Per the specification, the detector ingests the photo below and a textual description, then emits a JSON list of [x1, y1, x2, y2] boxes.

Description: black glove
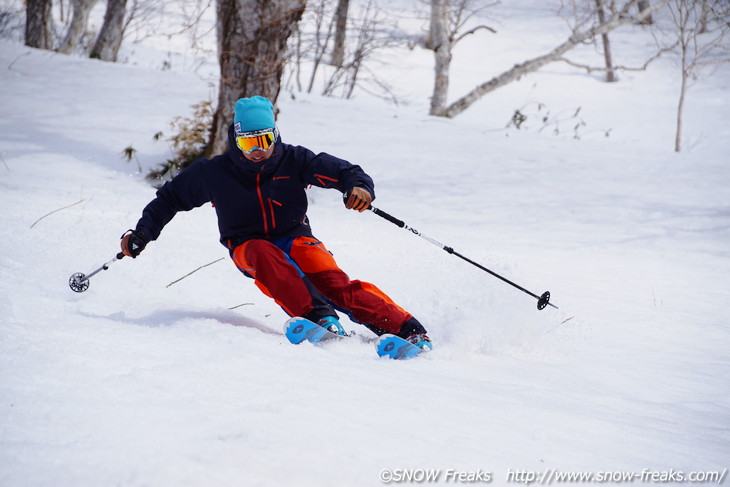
[[120, 229, 148, 258]]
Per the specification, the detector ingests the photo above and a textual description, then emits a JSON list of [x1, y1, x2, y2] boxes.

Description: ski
[[284, 318, 429, 359], [375, 334, 428, 360], [283, 317, 346, 345]]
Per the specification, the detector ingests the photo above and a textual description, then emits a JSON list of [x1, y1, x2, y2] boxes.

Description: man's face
[[235, 128, 276, 163], [242, 144, 274, 163]]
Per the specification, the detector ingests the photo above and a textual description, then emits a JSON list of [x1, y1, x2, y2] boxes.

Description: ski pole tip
[[537, 291, 557, 310], [69, 272, 90, 293]]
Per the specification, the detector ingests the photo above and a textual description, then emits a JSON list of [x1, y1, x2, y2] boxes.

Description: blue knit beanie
[[234, 96, 275, 135]]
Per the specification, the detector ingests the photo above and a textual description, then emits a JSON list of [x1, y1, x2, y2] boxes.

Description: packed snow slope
[[1, 1, 729, 486]]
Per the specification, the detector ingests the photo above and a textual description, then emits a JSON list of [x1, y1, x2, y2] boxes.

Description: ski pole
[[69, 252, 125, 293], [369, 206, 558, 310]]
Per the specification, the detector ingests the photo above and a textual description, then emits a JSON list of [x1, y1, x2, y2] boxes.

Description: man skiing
[[121, 96, 432, 351]]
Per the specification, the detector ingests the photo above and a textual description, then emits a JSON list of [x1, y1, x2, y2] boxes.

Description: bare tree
[[122, 1, 167, 43], [25, 0, 53, 49], [91, 0, 128, 61], [171, 0, 216, 51], [338, 0, 382, 99], [305, 0, 336, 93], [288, 17, 305, 92], [320, 0, 402, 102], [429, 0, 450, 114], [663, 0, 730, 151], [559, 0, 671, 77], [331, 0, 349, 67], [57, 0, 98, 54], [209, 0, 306, 155], [433, 0, 668, 118], [427, 0, 497, 116], [595, 0, 617, 81]]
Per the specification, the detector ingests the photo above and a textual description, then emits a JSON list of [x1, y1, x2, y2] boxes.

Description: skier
[[120, 96, 432, 350]]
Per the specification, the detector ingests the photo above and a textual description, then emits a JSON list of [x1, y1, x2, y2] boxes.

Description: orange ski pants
[[232, 236, 411, 334]]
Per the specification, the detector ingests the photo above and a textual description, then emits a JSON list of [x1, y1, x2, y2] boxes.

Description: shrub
[[147, 100, 213, 183]]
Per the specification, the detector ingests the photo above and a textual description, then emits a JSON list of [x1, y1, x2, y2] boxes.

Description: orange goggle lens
[[236, 130, 276, 153]]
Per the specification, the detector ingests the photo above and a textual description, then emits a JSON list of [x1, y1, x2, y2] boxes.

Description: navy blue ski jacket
[[135, 125, 375, 250]]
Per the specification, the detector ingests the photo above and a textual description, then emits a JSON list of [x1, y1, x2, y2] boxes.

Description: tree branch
[[30, 199, 85, 229], [453, 24, 497, 44], [558, 43, 677, 73], [439, 0, 669, 118], [166, 258, 225, 287]]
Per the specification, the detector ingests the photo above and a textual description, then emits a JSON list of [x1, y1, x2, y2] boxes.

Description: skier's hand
[[120, 229, 148, 258], [345, 187, 372, 212]]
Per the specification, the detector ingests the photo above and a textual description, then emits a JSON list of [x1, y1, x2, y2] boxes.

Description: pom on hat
[[234, 96, 275, 135]]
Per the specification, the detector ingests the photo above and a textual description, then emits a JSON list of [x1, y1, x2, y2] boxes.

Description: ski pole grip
[[116, 252, 125, 260], [370, 206, 405, 228]]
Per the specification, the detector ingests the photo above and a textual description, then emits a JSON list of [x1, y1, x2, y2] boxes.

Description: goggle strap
[[235, 128, 277, 138]]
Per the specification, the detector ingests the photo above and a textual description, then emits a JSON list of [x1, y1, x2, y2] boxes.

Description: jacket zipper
[[256, 173, 270, 237], [268, 199, 282, 229]]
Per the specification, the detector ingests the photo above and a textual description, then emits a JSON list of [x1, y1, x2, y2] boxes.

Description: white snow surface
[[1, 1, 729, 486]]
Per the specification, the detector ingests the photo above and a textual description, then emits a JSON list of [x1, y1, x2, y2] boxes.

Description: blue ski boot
[[405, 333, 433, 351], [317, 316, 347, 336]]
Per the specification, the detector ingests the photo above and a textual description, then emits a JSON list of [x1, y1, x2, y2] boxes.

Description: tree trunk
[[58, 0, 98, 54], [90, 0, 127, 61], [25, 0, 54, 50], [330, 0, 349, 67], [426, 0, 444, 50], [674, 0, 691, 153], [637, 0, 653, 24], [209, 0, 306, 156], [429, 0, 451, 115], [675, 66, 686, 152], [438, 0, 667, 118], [595, 0, 617, 82]]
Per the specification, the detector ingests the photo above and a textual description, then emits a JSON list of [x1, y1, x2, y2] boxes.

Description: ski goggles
[[235, 128, 277, 153]]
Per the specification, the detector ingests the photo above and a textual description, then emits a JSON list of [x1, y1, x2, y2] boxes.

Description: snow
[[1, 1, 729, 486]]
